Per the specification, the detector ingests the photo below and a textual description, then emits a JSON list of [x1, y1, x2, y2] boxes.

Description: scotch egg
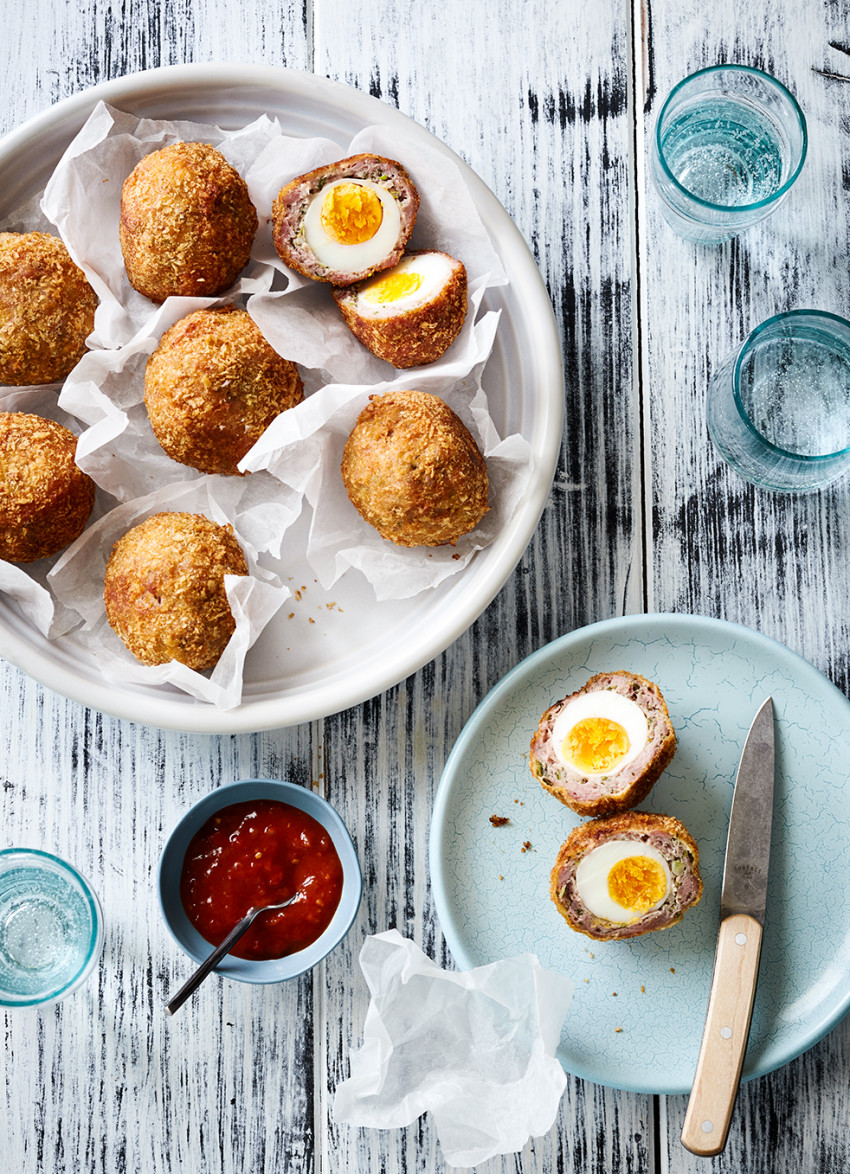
[[530, 670, 677, 816], [272, 153, 419, 285], [332, 250, 468, 367], [341, 389, 489, 547], [550, 811, 703, 941]]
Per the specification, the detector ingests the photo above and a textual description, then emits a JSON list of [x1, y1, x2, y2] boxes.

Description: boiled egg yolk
[[362, 270, 423, 304], [574, 839, 671, 923], [551, 689, 649, 777], [566, 717, 631, 774], [355, 251, 457, 316], [320, 183, 384, 244], [302, 179, 402, 272]]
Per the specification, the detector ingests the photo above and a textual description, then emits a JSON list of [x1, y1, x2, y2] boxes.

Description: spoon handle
[[165, 908, 258, 1015]]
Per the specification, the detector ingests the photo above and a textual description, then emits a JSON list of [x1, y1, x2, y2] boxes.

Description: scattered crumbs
[[583, 978, 589, 983], [452, 553, 460, 560], [670, 967, 676, 974], [520, 840, 532, 853], [301, 584, 307, 591], [287, 612, 295, 619], [589, 952, 594, 959], [308, 617, 315, 624], [294, 590, 302, 601], [498, 874, 504, 881], [640, 985, 645, 993], [612, 992, 617, 997], [489, 814, 510, 827], [325, 602, 337, 610], [230, 1097, 236, 1105], [226, 1022, 234, 1027], [614, 1027, 623, 1033]]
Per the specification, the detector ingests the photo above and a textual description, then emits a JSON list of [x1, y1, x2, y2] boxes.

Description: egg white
[[302, 179, 402, 271], [355, 252, 456, 316], [574, 839, 671, 923], [551, 690, 649, 776]]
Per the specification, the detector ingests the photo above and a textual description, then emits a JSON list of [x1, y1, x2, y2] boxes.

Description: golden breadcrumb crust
[[144, 306, 303, 475], [549, 810, 703, 941], [341, 389, 488, 547], [119, 142, 258, 303], [103, 511, 248, 670], [332, 252, 468, 368], [0, 412, 95, 562], [0, 232, 98, 386]]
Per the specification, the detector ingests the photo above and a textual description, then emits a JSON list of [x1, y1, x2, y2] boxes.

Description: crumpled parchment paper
[[333, 930, 572, 1167]]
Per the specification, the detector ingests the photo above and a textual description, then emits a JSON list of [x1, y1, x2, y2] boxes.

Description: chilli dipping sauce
[[180, 799, 344, 960]]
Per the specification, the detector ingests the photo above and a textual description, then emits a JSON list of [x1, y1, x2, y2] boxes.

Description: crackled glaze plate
[[430, 613, 850, 1094]]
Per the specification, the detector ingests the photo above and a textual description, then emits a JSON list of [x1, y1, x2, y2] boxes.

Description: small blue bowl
[[158, 778, 362, 984]]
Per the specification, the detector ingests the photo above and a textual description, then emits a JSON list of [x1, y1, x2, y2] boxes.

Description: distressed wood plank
[[635, 0, 850, 1171], [316, 2, 648, 1171]]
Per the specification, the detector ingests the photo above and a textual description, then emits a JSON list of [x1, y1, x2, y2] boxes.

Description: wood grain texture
[[635, 0, 850, 1171], [3, 0, 850, 1172]]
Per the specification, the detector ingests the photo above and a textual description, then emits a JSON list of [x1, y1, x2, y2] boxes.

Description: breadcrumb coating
[[119, 142, 258, 303], [0, 232, 98, 386], [333, 251, 467, 368], [0, 412, 95, 562], [341, 389, 489, 547], [144, 306, 303, 475], [103, 511, 248, 670]]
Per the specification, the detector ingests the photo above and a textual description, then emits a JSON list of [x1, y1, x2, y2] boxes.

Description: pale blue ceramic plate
[[430, 613, 850, 1094]]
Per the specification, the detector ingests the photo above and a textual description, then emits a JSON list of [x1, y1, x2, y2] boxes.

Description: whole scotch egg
[[530, 670, 677, 816], [271, 154, 419, 285], [119, 142, 258, 303], [550, 811, 703, 941], [332, 250, 467, 368], [341, 389, 488, 547], [0, 232, 98, 386]]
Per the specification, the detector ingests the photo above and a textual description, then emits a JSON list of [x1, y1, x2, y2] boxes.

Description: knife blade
[[681, 697, 775, 1157]]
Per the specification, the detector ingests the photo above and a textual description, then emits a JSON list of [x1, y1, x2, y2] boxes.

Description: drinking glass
[[651, 65, 807, 244], [706, 310, 850, 492], [0, 849, 104, 1007]]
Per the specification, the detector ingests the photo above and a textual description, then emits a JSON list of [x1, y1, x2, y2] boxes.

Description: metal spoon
[[165, 893, 297, 1015]]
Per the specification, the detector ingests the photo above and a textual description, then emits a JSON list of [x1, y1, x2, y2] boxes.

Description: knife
[[681, 696, 776, 1157]]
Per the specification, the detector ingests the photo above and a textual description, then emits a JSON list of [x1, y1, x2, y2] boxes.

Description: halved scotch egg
[[550, 811, 703, 941], [332, 250, 467, 368], [271, 154, 419, 285], [530, 670, 677, 816]]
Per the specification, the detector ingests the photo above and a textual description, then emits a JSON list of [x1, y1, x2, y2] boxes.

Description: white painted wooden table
[[3, 1, 850, 1171]]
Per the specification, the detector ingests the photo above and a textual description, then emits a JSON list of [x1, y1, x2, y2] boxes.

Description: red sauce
[[180, 799, 344, 961]]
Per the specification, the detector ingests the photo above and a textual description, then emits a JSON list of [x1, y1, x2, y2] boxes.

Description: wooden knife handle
[[681, 913, 763, 1157]]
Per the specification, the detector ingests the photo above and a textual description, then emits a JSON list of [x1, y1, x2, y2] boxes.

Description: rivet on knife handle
[[681, 912, 763, 1154]]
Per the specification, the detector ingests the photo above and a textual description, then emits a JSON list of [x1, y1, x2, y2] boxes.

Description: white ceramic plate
[[0, 64, 563, 733], [430, 613, 850, 1094]]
